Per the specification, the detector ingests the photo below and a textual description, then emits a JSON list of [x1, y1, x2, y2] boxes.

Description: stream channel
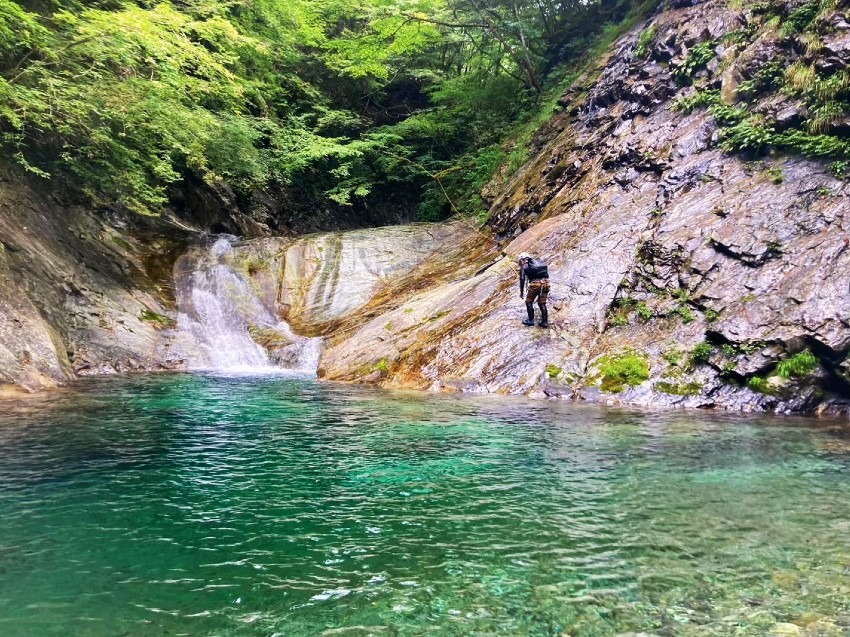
[[1, 373, 850, 636]]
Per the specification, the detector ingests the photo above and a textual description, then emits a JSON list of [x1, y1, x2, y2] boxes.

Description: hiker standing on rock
[[517, 252, 549, 328]]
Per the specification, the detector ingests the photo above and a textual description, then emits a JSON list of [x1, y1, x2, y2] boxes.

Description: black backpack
[[525, 259, 549, 280]]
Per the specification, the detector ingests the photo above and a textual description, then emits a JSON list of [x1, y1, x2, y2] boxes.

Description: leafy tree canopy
[[0, 0, 649, 222]]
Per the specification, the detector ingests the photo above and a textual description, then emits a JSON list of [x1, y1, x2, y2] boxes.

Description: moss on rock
[[597, 350, 650, 393]]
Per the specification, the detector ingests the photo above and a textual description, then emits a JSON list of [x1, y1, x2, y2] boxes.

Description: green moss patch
[[111, 236, 133, 251], [690, 342, 713, 365], [139, 309, 177, 329], [598, 350, 650, 393], [656, 381, 702, 396], [747, 376, 775, 395]]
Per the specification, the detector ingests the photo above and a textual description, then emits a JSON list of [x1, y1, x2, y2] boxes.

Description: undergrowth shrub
[[690, 342, 713, 365], [777, 350, 818, 378], [598, 350, 650, 392], [673, 40, 716, 82]]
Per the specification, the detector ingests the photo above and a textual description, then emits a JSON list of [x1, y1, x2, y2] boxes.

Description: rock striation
[[310, 0, 850, 416], [2, 0, 850, 418], [0, 167, 186, 393]]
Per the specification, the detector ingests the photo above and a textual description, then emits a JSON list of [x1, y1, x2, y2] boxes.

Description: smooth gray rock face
[[0, 168, 185, 393], [274, 223, 467, 329]]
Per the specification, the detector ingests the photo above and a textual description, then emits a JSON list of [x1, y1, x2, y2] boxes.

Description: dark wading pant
[[524, 279, 550, 325]]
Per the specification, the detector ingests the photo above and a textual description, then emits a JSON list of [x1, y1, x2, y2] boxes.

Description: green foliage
[[673, 40, 716, 81], [635, 23, 657, 58], [546, 364, 562, 379], [598, 350, 650, 393], [0, 0, 659, 219], [673, 89, 721, 113], [747, 376, 772, 394], [705, 309, 719, 322], [780, 1, 820, 35], [636, 301, 653, 320], [709, 102, 749, 126], [776, 350, 818, 379], [702, 89, 850, 161], [607, 295, 656, 327], [374, 358, 390, 375], [676, 5, 849, 169], [809, 101, 844, 134], [139, 309, 177, 329], [662, 349, 682, 366], [607, 310, 630, 327], [0, 0, 49, 67], [691, 342, 713, 365], [831, 160, 849, 179], [740, 341, 765, 355], [722, 25, 752, 45], [0, 2, 291, 212], [674, 304, 695, 324], [719, 118, 774, 154], [773, 130, 850, 158], [786, 62, 817, 93], [766, 165, 784, 184], [736, 62, 783, 100]]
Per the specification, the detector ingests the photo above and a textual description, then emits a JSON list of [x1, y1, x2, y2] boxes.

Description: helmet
[[517, 252, 532, 262]]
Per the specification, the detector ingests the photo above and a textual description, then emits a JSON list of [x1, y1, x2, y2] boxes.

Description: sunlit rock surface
[[199, 223, 463, 329], [309, 0, 850, 416], [275, 223, 468, 331], [163, 222, 473, 374], [3, 0, 850, 417]]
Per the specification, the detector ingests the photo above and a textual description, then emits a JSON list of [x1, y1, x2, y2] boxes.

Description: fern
[[673, 41, 717, 81], [720, 119, 774, 153], [776, 350, 818, 379]]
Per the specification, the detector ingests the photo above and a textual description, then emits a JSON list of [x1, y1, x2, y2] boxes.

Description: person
[[517, 252, 550, 328]]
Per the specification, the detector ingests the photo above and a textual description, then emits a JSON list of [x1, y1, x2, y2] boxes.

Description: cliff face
[[0, 168, 186, 394], [2, 0, 850, 417], [310, 0, 850, 415]]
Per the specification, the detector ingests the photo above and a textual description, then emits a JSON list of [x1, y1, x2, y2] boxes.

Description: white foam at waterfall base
[[174, 237, 322, 376], [265, 321, 324, 374]]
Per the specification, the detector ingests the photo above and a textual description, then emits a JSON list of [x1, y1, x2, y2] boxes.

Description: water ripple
[[1, 375, 850, 636]]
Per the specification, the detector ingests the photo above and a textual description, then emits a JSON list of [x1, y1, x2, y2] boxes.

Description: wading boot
[[522, 303, 535, 326], [537, 305, 549, 328]]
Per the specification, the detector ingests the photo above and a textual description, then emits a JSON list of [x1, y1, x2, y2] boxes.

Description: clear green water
[[1, 375, 850, 637]]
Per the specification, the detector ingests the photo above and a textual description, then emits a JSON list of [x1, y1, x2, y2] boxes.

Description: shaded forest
[[0, 0, 654, 229]]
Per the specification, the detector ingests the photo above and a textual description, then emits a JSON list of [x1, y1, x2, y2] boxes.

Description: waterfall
[[174, 236, 322, 375]]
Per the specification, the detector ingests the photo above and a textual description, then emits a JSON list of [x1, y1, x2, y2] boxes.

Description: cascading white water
[[174, 236, 322, 374]]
